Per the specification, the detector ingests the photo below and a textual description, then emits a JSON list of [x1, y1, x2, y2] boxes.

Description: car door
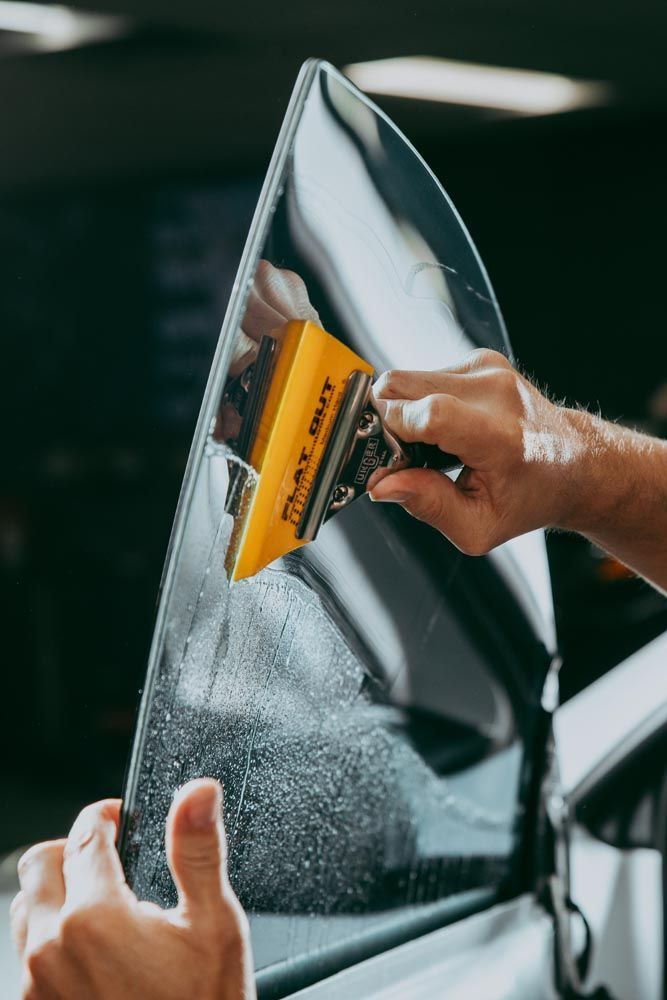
[[556, 630, 667, 1000], [119, 60, 562, 999]]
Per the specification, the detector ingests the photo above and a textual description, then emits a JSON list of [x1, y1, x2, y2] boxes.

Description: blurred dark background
[[2, 0, 666, 853]]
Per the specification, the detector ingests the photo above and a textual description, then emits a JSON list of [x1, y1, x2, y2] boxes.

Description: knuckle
[[63, 830, 97, 863], [65, 800, 118, 860], [375, 370, 402, 398], [74, 805, 106, 832], [470, 347, 509, 370], [266, 264, 303, 298], [493, 367, 520, 398], [18, 842, 58, 880], [254, 258, 273, 282], [422, 394, 448, 428], [280, 267, 305, 292]]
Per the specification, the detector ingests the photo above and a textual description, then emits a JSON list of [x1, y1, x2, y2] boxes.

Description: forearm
[[559, 409, 667, 593]]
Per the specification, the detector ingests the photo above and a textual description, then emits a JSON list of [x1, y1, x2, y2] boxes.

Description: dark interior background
[[2, 0, 666, 852]]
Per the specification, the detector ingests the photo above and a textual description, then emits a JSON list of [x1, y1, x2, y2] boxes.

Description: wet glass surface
[[120, 61, 555, 993]]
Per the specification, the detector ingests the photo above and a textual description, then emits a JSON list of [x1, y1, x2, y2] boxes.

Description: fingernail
[[369, 490, 414, 504], [186, 784, 221, 831]]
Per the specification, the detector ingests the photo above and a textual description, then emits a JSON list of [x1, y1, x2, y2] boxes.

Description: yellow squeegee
[[223, 320, 460, 582]]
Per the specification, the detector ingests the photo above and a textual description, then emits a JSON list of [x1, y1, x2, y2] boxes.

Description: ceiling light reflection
[[0, 1, 129, 51], [345, 56, 610, 116]]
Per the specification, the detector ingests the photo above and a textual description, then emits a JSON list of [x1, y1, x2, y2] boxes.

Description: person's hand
[[230, 259, 321, 375], [217, 260, 321, 441], [369, 348, 593, 555], [11, 779, 255, 1000]]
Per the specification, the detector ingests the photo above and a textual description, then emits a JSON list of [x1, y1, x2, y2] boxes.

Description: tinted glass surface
[[120, 61, 556, 994]]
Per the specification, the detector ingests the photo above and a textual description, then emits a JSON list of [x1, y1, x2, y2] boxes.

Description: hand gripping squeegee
[[223, 320, 461, 581]]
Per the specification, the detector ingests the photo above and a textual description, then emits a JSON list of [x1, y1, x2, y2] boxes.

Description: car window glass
[[120, 61, 555, 995]]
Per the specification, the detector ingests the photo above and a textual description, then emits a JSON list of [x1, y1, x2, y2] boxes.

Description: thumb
[[369, 467, 484, 555], [166, 778, 231, 919]]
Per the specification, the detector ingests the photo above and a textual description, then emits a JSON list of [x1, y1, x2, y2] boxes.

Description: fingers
[[166, 779, 232, 922], [229, 330, 259, 377], [253, 260, 320, 325], [373, 350, 511, 403], [242, 262, 320, 344], [241, 286, 288, 343], [374, 394, 491, 466], [62, 799, 126, 907], [374, 369, 464, 401], [369, 468, 492, 556], [18, 841, 66, 913], [17, 840, 66, 957]]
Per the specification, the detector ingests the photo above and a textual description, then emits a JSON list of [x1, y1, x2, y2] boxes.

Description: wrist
[[553, 407, 634, 536]]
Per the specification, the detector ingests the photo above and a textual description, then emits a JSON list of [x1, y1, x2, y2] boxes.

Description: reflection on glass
[[120, 61, 555, 991]]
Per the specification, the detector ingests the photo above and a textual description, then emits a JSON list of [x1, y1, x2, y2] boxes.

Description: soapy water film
[[122, 447, 519, 967]]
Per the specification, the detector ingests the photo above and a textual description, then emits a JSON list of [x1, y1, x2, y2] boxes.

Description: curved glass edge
[[118, 59, 322, 854], [320, 64, 511, 359]]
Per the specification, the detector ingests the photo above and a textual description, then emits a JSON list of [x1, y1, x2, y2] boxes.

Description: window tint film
[[120, 61, 556, 996]]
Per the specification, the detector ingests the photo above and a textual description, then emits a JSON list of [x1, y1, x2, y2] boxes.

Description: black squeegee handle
[[409, 441, 463, 475]]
